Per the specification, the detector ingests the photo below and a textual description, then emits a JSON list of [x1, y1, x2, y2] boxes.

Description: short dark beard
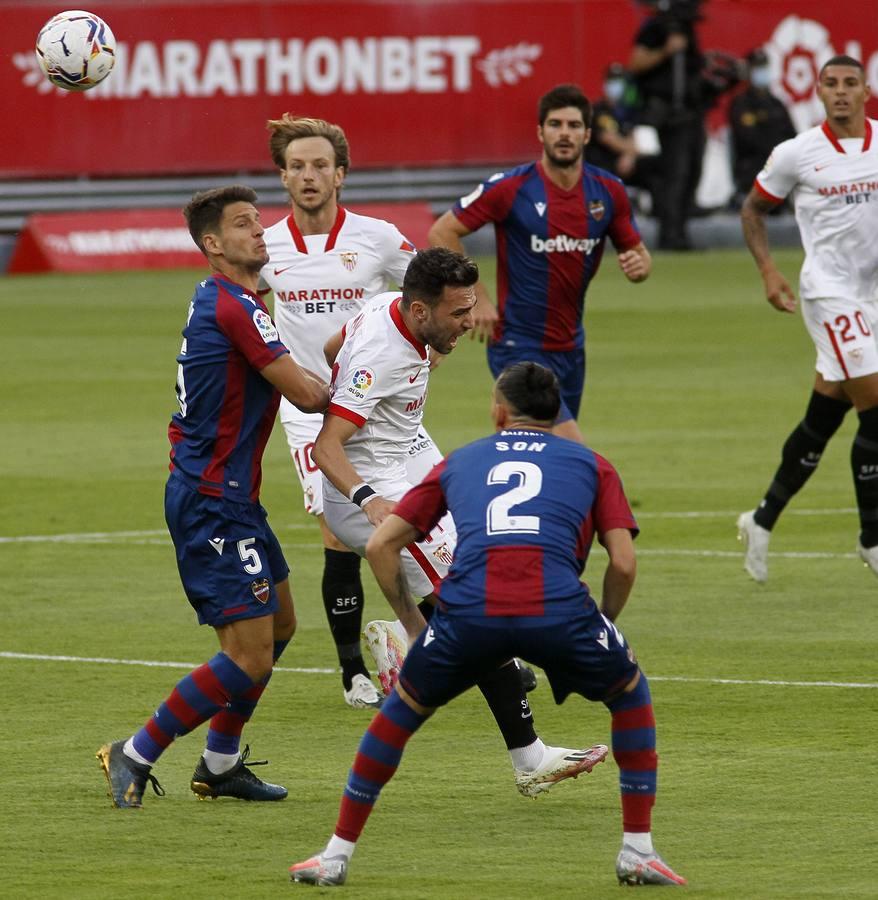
[[544, 147, 582, 168]]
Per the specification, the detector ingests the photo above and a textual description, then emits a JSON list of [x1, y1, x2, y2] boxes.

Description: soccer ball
[[35, 10, 116, 92]]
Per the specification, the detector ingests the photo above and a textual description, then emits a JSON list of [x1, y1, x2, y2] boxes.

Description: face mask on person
[[605, 79, 626, 103], [750, 66, 772, 89]]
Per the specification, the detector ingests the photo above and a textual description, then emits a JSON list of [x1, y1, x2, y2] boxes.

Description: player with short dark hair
[[399, 244, 479, 310], [737, 56, 878, 581], [290, 361, 686, 888], [537, 82, 593, 129], [97, 185, 329, 808], [429, 83, 651, 443]]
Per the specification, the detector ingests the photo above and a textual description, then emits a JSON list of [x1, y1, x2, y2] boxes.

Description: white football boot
[[342, 673, 383, 710], [616, 845, 687, 886], [514, 743, 608, 797], [857, 541, 878, 578], [290, 852, 348, 886], [363, 619, 408, 696], [737, 510, 770, 583]]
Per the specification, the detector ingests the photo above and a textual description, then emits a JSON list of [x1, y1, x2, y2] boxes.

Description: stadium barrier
[[8, 202, 435, 273]]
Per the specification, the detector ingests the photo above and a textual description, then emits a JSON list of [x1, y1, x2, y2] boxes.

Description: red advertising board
[[7, 202, 435, 273], [3, 1, 877, 177]]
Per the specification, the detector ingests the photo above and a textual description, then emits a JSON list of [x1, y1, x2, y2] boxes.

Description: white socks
[[509, 737, 546, 772], [122, 737, 151, 767], [325, 835, 357, 862], [122, 739, 241, 774], [202, 748, 240, 775], [623, 831, 654, 855]]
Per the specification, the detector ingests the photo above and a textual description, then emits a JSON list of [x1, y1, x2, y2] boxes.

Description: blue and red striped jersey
[[453, 161, 641, 352], [168, 274, 288, 502], [393, 430, 638, 619]]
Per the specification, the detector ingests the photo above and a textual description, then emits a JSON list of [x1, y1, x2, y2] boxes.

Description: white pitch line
[[0, 508, 855, 544], [7, 539, 329, 549], [0, 529, 170, 544], [1, 651, 874, 689], [0, 651, 335, 675], [638, 548, 858, 560], [636, 507, 855, 519], [0, 524, 312, 544], [0, 531, 858, 560], [650, 675, 877, 689]]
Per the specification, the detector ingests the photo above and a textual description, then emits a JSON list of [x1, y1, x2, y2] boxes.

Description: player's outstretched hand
[[762, 269, 797, 313], [364, 496, 397, 528], [470, 295, 498, 343]]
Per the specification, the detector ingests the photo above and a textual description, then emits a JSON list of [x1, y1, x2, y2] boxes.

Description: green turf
[[1, 251, 875, 898]]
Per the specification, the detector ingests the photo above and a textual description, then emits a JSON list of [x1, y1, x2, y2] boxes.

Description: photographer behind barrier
[[628, 0, 740, 250], [728, 48, 797, 210], [585, 63, 663, 215]]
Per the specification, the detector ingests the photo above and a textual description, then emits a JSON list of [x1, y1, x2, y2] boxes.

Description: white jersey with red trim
[[327, 293, 430, 485], [755, 119, 878, 302], [260, 205, 415, 391]]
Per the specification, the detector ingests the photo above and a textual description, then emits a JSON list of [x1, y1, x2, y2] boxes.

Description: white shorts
[[322, 475, 456, 599], [279, 401, 445, 516], [801, 296, 878, 382]]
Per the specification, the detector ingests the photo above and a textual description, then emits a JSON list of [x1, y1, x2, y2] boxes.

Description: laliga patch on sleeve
[[346, 367, 375, 400], [253, 309, 279, 344]]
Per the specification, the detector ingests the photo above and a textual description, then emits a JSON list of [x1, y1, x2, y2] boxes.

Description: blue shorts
[[164, 472, 289, 627], [398, 608, 638, 708], [487, 343, 585, 423]]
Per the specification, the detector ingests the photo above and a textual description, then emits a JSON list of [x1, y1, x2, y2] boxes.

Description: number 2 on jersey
[[486, 461, 543, 535]]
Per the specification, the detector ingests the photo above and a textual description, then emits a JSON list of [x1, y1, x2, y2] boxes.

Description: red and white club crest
[[251, 578, 271, 604], [340, 251, 358, 272], [431, 542, 454, 567]]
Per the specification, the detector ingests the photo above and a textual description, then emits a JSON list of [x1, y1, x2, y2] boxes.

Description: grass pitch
[[1, 250, 875, 898]]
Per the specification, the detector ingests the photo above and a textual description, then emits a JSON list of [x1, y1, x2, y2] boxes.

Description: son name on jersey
[[495, 431, 548, 452]]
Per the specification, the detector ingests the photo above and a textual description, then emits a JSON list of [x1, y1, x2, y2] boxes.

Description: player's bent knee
[[227, 648, 274, 683], [219, 622, 276, 681]]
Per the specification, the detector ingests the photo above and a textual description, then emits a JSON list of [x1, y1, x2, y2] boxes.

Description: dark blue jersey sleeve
[[215, 283, 288, 372]]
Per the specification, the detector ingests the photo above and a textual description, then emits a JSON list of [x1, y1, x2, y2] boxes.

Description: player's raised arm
[[260, 355, 329, 413], [598, 528, 637, 622], [428, 211, 497, 342], [740, 188, 796, 313], [365, 515, 428, 643]]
